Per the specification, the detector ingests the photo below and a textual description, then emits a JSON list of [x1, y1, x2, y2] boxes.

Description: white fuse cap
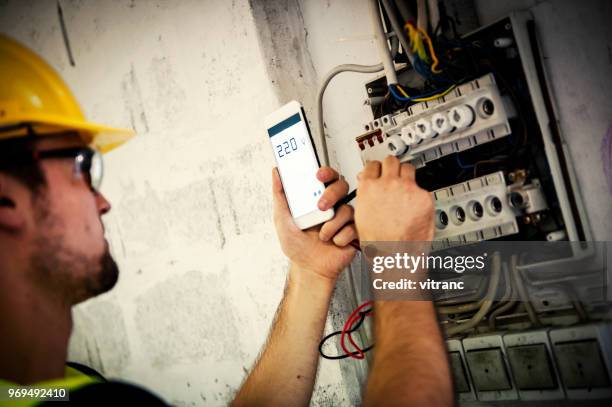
[[401, 124, 422, 146], [448, 105, 475, 130], [384, 134, 408, 157], [414, 118, 436, 140], [431, 112, 453, 136]]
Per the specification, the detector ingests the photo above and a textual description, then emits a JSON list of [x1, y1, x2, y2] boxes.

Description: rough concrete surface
[[0, 0, 355, 405]]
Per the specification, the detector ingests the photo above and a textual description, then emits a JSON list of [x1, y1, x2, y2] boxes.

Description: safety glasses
[[35, 147, 104, 191]]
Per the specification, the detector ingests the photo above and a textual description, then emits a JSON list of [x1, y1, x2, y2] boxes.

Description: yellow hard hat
[[0, 34, 134, 153]]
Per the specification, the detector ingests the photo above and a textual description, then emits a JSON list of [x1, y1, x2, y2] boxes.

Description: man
[[0, 34, 452, 405]]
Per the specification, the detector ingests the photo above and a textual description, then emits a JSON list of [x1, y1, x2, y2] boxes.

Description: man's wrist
[[288, 263, 337, 292]]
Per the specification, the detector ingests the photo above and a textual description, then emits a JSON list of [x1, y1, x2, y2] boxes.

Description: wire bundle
[[319, 301, 374, 360], [387, 20, 458, 104], [406, 22, 441, 73]]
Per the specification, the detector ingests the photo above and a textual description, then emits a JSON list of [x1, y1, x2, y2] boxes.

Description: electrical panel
[[343, 7, 610, 404], [358, 13, 590, 248], [338, 3, 612, 405]]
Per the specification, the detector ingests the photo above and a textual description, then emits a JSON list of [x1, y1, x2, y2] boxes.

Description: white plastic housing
[[449, 105, 475, 130], [384, 134, 408, 156], [431, 112, 454, 135], [414, 118, 436, 140], [401, 124, 421, 145]]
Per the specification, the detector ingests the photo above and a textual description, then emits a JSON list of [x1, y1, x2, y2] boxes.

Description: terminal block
[[356, 73, 512, 168], [432, 171, 519, 250]]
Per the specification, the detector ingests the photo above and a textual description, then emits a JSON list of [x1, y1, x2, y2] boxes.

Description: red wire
[[340, 301, 373, 360]]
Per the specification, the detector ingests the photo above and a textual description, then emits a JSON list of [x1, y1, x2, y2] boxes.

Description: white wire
[[316, 63, 384, 166], [416, 0, 428, 31], [368, 0, 398, 87], [445, 253, 502, 337], [316, 1, 404, 166], [427, 0, 440, 34], [380, 0, 416, 66]]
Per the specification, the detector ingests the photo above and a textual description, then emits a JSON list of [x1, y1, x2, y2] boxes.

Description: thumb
[[272, 167, 291, 220]]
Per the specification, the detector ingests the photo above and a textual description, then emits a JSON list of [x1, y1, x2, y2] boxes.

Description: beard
[[29, 207, 120, 304], [31, 238, 119, 304]]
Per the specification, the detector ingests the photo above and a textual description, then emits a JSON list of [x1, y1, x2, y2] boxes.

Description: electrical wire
[[341, 301, 374, 359], [319, 302, 374, 360], [455, 154, 475, 170], [319, 308, 374, 360], [445, 252, 501, 337], [488, 299, 517, 330], [416, 0, 427, 31], [439, 263, 510, 317], [438, 300, 482, 315], [436, 275, 489, 306], [397, 85, 410, 98], [426, 0, 440, 35], [488, 265, 518, 330], [418, 26, 441, 73], [389, 83, 456, 103], [316, 19, 400, 165], [380, 0, 417, 67], [369, 0, 399, 85], [316, 63, 384, 165], [511, 254, 542, 327]]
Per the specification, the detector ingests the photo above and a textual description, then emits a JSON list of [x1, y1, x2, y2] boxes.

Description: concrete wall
[[0, 0, 355, 405]]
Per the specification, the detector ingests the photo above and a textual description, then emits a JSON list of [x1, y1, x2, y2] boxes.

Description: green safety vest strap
[[0, 366, 101, 407]]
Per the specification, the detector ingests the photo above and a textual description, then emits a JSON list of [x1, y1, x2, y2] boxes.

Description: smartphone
[[265, 100, 334, 229]]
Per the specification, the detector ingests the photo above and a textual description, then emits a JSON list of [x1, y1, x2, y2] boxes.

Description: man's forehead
[[35, 133, 87, 150]]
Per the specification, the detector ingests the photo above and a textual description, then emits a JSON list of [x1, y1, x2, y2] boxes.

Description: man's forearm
[[364, 301, 454, 407], [232, 263, 335, 407]]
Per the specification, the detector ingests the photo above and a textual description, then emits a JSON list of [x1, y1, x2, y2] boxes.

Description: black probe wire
[[319, 308, 374, 360]]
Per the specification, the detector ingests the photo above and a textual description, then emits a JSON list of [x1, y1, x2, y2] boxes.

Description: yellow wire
[[405, 23, 428, 61], [418, 27, 442, 73], [412, 85, 456, 102], [396, 85, 410, 98]]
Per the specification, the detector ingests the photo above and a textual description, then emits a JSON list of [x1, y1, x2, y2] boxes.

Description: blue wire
[[412, 54, 453, 84], [455, 154, 474, 169], [388, 83, 453, 102], [389, 85, 411, 101]]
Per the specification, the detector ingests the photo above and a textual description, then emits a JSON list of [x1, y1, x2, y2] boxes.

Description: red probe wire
[[340, 301, 374, 359]]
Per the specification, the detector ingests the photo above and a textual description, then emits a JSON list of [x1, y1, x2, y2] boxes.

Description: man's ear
[[0, 175, 26, 232]]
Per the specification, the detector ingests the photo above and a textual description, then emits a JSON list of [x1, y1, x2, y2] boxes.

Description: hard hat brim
[[0, 113, 135, 154]]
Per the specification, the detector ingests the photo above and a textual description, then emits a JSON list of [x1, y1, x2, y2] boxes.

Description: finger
[[361, 160, 382, 179], [400, 162, 416, 181], [332, 224, 358, 247], [319, 204, 354, 241], [316, 166, 340, 183], [271, 168, 291, 221], [382, 155, 401, 178], [318, 177, 349, 211]]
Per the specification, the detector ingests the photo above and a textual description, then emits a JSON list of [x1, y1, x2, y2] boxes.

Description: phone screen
[[268, 112, 325, 218]]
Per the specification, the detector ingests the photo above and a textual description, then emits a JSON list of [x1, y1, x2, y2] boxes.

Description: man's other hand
[[272, 167, 357, 281], [355, 156, 434, 242]]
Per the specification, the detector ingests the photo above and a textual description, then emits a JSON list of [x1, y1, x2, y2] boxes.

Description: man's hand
[[353, 157, 453, 407], [233, 167, 358, 407], [355, 156, 434, 242], [272, 167, 357, 281]]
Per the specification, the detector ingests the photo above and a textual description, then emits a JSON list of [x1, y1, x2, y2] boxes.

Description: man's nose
[[95, 191, 112, 215]]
